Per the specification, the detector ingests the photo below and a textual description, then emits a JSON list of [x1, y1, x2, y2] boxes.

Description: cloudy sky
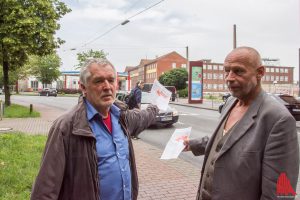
[[56, 0, 300, 80]]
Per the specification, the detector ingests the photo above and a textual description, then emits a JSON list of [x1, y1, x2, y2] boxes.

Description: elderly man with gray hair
[[31, 58, 159, 200]]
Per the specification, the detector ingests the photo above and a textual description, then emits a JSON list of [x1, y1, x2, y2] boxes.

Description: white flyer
[[160, 127, 192, 160], [150, 79, 171, 111]]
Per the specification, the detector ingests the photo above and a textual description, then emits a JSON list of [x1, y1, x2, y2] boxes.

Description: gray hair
[[80, 58, 116, 85]]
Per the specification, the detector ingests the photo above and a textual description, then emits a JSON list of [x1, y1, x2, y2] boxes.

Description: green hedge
[[178, 88, 188, 97]]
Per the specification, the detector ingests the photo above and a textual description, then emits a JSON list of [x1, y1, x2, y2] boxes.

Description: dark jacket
[[31, 99, 158, 200]]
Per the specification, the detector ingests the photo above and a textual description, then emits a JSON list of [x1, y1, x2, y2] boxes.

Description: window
[[280, 68, 284, 73], [181, 64, 187, 68], [203, 65, 207, 70], [276, 76, 279, 81], [203, 84, 207, 89], [207, 73, 212, 79], [218, 84, 223, 89], [285, 76, 288, 82], [219, 65, 224, 70], [224, 84, 228, 90], [284, 68, 288, 73], [213, 84, 218, 90], [275, 68, 279, 73], [207, 84, 212, 89], [266, 68, 270, 72], [270, 68, 274, 72], [172, 63, 176, 69], [219, 74, 224, 79], [280, 76, 284, 81], [207, 65, 212, 70], [203, 73, 207, 79], [270, 76, 274, 81], [213, 73, 218, 79], [213, 65, 218, 70], [266, 75, 270, 81]]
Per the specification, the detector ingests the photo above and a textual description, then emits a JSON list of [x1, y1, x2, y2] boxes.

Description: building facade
[[127, 51, 187, 89]]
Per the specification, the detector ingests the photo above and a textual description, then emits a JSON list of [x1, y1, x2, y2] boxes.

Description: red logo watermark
[[276, 172, 296, 198]]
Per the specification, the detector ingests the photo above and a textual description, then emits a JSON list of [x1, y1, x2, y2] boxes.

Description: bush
[[178, 88, 188, 98]]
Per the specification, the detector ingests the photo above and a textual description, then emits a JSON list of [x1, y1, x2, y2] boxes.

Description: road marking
[[179, 113, 201, 116]]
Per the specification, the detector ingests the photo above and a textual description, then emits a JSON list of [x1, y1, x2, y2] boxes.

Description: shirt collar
[[84, 98, 120, 121]]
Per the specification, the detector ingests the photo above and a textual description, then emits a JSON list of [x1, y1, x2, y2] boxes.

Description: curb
[[169, 101, 219, 111]]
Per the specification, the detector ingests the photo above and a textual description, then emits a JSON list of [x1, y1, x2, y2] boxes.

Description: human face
[[80, 63, 117, 115], [224, 50, 263, 101]]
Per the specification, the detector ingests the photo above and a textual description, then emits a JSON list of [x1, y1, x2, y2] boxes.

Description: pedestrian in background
[[31, 58, 158, 200], [184, 46, 299, 200], [127, 80, 144, 110]]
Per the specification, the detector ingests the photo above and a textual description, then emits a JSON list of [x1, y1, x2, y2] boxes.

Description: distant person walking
[[31, 58, 158, 200], [127, 80, 144, 109], [184, 46, 299, 200]]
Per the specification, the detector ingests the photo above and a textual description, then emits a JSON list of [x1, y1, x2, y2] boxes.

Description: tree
[[28, 53, 61, 86], [0, 0, 71, 105], [76, 49, 108, 68], [159, 68, 188, 90]]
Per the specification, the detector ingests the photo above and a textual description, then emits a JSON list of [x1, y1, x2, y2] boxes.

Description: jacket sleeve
[[260, 115, 299, 200], [125, 104, 159, 137], [189, 136, 209, 156], [30, 123, 66, 200]]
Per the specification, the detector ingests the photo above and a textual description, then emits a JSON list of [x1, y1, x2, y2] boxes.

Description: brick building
[[126, 51, 187, 89], [202, 59, 295, 94]]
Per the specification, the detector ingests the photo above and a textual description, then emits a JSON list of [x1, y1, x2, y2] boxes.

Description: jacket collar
[[208, 90, 266, 159]]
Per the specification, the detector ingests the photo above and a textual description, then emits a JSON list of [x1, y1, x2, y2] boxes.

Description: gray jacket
[[190, 91, 299, 200], [31, 99, 158, 200]]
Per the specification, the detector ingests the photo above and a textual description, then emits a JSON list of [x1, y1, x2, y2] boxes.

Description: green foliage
[[27, 53, 61, 84], [4, 104, 40, 118], [76, 49, 108, 68], [178, 87, 188, 97], [0, 133, 46, 200], [158, 68, 188, 90], [0, 0, 71, 105]]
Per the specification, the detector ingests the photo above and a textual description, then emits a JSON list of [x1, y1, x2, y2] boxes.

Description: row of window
[[202, 73, 290, 82], [262, 75, 289, 82], [265, 68, 289, 73], [203, 83, 228, 90], [204, 64, 290, 74], [146, 72, 156, 79]]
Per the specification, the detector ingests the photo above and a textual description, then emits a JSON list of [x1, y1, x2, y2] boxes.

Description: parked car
[[269, 93, 300, 121], [141, 92, 179, 127], [218, 93, 300, 121], [0, 88, 3, 95], [218, 93, 231, 113], [38, 88, 57, 97], [116, 90, 130, 102]]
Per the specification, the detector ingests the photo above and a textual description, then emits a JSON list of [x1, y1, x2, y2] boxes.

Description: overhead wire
[[78, 0, 166, 49]]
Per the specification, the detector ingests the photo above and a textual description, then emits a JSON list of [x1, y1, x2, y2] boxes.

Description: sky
[[56, 0, 300, 80]]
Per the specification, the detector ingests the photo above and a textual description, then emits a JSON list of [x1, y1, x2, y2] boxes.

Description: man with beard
[[184, 47, 299, 200], [31, 58, 158, 200]]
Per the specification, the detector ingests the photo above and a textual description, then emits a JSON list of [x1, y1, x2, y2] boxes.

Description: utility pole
[[298, 48, 300, 96], [233, 24, 237, 49], [186, 46, 189, 74]]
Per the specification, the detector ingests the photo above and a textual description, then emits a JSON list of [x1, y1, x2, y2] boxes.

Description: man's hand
[[183, 138, 191, 151]]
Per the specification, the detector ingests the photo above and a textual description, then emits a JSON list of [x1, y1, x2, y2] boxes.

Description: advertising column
[[188, 61, 203, 103]]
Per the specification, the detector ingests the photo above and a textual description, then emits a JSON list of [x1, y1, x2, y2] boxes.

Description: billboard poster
[[191, 66, 202, 100], [188, 61, 203, 103]]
